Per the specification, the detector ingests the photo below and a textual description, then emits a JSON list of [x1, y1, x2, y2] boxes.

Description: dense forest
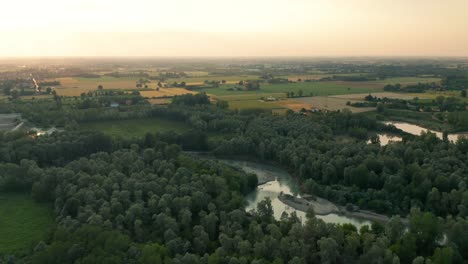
[[0, 93, 467, 263]]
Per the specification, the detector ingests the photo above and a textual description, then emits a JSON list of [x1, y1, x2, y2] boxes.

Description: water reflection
[[383, 121, 468, 142], [219, 159, 373, 229]]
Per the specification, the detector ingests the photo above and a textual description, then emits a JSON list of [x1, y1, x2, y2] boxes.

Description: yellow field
[[140, 88, 196, 98], [147, 98, 170, 105], [57, 77, 140, 89]]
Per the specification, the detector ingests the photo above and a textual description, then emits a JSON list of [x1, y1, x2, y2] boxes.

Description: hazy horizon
[[1, 0, 468, 57]]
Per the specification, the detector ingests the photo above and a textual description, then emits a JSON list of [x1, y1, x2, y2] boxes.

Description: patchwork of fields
[[50, 75, 446, 112]]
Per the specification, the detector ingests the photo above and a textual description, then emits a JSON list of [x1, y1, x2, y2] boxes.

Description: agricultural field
[[79, 117, 189, 138], [374, 77, 441, 85], [147, 98, 171, 105], [55, 76, 143, 96], [0, 193, 53, 254], [200, 81, 381, 98], [164, 75, 259, 85], [140, 88, 195, 98], [332, 92, 416, 101], [286, 96, 375, 113], [228, 99, 285, 110]]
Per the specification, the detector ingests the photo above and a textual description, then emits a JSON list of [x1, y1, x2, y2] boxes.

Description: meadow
[[0, 193, 53, 254], [79, 117, 188, 137]]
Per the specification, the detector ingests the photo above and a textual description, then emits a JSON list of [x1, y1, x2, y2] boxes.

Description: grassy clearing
[[80, 118, 189, 137], [0, 193, 53, 255]]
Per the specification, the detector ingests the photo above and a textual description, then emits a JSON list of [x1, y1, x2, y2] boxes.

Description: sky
[[1, 0, 467, 57]]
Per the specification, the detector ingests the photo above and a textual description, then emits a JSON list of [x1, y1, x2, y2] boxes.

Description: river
[[371, 121, 468, 146], [215, 159, 373, 229]]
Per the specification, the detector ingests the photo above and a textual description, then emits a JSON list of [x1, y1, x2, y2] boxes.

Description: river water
[[371, 121, 468, 146], [217, 159, 373, 229]]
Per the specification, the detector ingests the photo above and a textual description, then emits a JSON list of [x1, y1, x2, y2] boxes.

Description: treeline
[[383, 83, 441, 93], [442, 74, 468, 90], [320, 75, 376, 82], [360, 94, 467, 113], [38, 80, 60, 86], [77, 90, 146, 109]]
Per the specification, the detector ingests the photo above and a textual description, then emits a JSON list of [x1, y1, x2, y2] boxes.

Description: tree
[[257, 197, 274, 223], [461, 89, 467, 98], [377, 103, 384, 113], [216, 100, 229, 109], [385, 216, 405, 243], [431, 247, 453, 264], [318, 237, 339, 264], [410, 210, 441, 255], [139, 243, 169, 264], [98, 84, 103, 90]]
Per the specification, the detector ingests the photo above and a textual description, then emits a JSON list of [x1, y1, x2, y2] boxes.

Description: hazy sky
[[1, 0, 467, 57]]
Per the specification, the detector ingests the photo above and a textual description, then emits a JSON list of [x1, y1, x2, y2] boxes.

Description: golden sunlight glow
[[1, 0, 467, 56]]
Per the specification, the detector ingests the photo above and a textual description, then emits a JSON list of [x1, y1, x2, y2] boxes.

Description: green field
[[201, 82, 381, 98], [80, 117, 189, 137], [0, 193, 53, 254]]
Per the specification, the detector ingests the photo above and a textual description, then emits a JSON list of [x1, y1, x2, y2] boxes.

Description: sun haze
[[1, 0, 467, 57]]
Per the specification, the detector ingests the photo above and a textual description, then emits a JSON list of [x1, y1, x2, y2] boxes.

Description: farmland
[[285, 96, 375, 113], [228, 99, 285, 110], [199, 82, 380, 98], [79, 117, 189, 137], [0, 193, 53, 254], [140, 88, 196, 98]]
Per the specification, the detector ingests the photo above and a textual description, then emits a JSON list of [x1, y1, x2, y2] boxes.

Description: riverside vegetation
[[0, 92, 467, 264]]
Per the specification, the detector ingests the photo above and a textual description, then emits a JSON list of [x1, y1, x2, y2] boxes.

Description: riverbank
[[278, 193, 340, 215], [185, 152, 297, 186], [279, 192, 393, 224], [187, 152, 403, 225]]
